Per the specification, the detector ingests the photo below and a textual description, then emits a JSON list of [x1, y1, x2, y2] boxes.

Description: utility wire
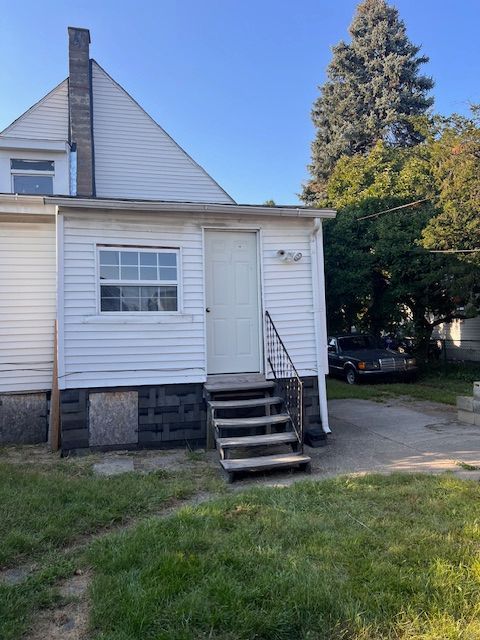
[[428, 248, 480, 254], [356, 198, 429, 221]]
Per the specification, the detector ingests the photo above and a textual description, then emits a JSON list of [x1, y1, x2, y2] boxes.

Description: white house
[[0, 28, 334, 477], [434, 317, 480, 362]]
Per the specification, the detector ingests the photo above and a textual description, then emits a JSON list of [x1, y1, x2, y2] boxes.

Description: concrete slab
[[93, 458, 134, 476], [308, 397, 480, 478]]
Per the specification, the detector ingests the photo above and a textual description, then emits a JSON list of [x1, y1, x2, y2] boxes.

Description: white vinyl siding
[[434, 318, 480, 362], [61, 212, 205, 388], [61, 212, 319, 389], [1, 80, 69, 141], [262, 228, 318, 377], [91, 62, 233, 204], [0, 222, 56, 392]]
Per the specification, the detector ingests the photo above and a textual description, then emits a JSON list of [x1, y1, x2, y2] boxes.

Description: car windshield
[[338, 335, 376, 351]]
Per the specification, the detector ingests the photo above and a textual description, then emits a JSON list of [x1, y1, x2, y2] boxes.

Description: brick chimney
[[68, 27, 95, 197]]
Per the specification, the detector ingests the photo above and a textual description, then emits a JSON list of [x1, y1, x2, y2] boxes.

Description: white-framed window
[[98, 246, 180, 313], [11, 159, 55, 195]]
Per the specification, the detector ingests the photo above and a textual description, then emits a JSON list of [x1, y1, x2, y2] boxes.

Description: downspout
[[310, 217, 331, 434]]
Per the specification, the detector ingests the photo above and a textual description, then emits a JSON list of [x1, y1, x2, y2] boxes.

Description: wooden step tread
[[214, 414, 290, 428], [217, 432, 297, 449], [209, 396, 283, 410], [221, 453, 311, 472], [204, 380, 275, 393]]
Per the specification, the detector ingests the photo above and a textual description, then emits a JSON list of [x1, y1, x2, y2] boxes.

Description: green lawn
[[0, 456, 223, 639], [2, 460, 480, 639], [327, 361, 480, 405], [87, 474, 480, 640], [0, 459, 220, 568]]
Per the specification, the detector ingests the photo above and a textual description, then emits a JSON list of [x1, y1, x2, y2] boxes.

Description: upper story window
[[98, 247, 179, 312], [11, 159, 54, 195]]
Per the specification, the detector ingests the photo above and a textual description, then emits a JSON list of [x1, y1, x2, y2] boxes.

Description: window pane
[[159, 286, 177, 298], [159, 286, 178, 311], [140, 266, 158, 280], [121, 286, 140, 297], [158, 253, 177, 267], [100, 265, 119, 280], [120, 266, 139, 280], [99, 251, 119, 265], [122, 298, 140, 312], [101, 297, 120, 311], [13, 175, 53, 195], [121, 251, 138, 266], [159, 296, 177, 311], [140, 252, 157, 266], [159, 267, 177, 281], [140, 286, 160, 311], [11, 159, 54, 171], [101, 285, 120, 297]]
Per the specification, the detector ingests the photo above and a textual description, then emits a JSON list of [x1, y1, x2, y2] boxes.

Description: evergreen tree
[[303, 0, 433, 202]]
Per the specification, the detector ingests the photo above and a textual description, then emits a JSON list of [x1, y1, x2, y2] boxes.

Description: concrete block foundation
[[457, 382, 480, 426], [59, 376, 323, 453]]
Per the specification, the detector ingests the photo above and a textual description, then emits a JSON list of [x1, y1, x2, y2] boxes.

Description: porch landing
[[204, 373, 272, 393]]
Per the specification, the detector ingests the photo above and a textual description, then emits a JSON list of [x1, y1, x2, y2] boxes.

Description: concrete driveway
[[309, 397, 480, 478]]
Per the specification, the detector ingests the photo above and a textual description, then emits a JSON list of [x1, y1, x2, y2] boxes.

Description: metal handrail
[[265, 311, 304, 447]]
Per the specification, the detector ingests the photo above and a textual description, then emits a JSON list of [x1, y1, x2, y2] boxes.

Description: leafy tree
[[324, 141, 478, 353], [303, 0, 433, 202], [421, 108, 480, 264]]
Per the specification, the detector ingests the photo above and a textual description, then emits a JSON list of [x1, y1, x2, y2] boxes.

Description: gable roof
[[1, 62, 234, 204], [90, 61, 234, 203], [0, 79, 69, 141]]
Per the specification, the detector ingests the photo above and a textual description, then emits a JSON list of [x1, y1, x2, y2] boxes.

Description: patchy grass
[[87, 474, 480, 640], [0, 452, 224, 640], [0, 457, 221, 568], [0, 554, 80, 640], [327, 361, 480, 405]]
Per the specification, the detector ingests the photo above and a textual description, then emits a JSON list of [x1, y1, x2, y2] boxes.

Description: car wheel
[[345, 366, 357, 385]]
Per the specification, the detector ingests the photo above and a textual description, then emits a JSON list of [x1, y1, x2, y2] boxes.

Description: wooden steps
[[214, 414, 290, 429], [221, 453, 311, 472], [204, 374, 310, 482], [208, 396, 283, 410], [204, 375, 275, 394], [217, 432, 297, 449]]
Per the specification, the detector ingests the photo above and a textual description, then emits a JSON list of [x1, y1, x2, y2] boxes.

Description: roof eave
[[45, 196, 336, 219]]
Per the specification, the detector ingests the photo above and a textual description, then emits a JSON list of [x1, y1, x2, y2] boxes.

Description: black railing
[[265, 311, 303, 447]]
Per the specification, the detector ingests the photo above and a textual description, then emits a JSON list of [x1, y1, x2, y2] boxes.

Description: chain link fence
[[434, 339, 480, 364]]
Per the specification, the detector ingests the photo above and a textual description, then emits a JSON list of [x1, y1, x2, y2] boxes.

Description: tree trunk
[[412, 307, 433, 363]]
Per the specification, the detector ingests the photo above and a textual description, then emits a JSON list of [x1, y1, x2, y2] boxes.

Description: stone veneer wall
[[59, 376, 323, 453]]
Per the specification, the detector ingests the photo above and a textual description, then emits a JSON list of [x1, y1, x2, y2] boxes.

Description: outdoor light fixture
[[276, 249, 303, 263]]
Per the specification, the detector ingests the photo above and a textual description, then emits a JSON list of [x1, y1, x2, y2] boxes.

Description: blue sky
[[1, 1, 479, 204]]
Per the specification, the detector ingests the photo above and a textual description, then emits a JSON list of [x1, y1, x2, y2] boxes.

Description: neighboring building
[[0, 28, 334, 475], [434, 317, 480, 362]]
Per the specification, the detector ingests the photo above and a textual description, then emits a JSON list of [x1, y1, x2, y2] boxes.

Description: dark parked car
[[328, 334, 418, 384]]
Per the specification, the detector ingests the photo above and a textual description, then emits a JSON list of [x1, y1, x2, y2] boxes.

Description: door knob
[[206, 307, 211, 313]]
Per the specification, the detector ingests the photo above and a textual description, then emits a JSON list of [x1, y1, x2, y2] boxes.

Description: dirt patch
[[25, 571, 91, 640]]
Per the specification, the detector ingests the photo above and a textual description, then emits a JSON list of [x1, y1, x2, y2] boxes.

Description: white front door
[[205, 230, 261, 374]]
